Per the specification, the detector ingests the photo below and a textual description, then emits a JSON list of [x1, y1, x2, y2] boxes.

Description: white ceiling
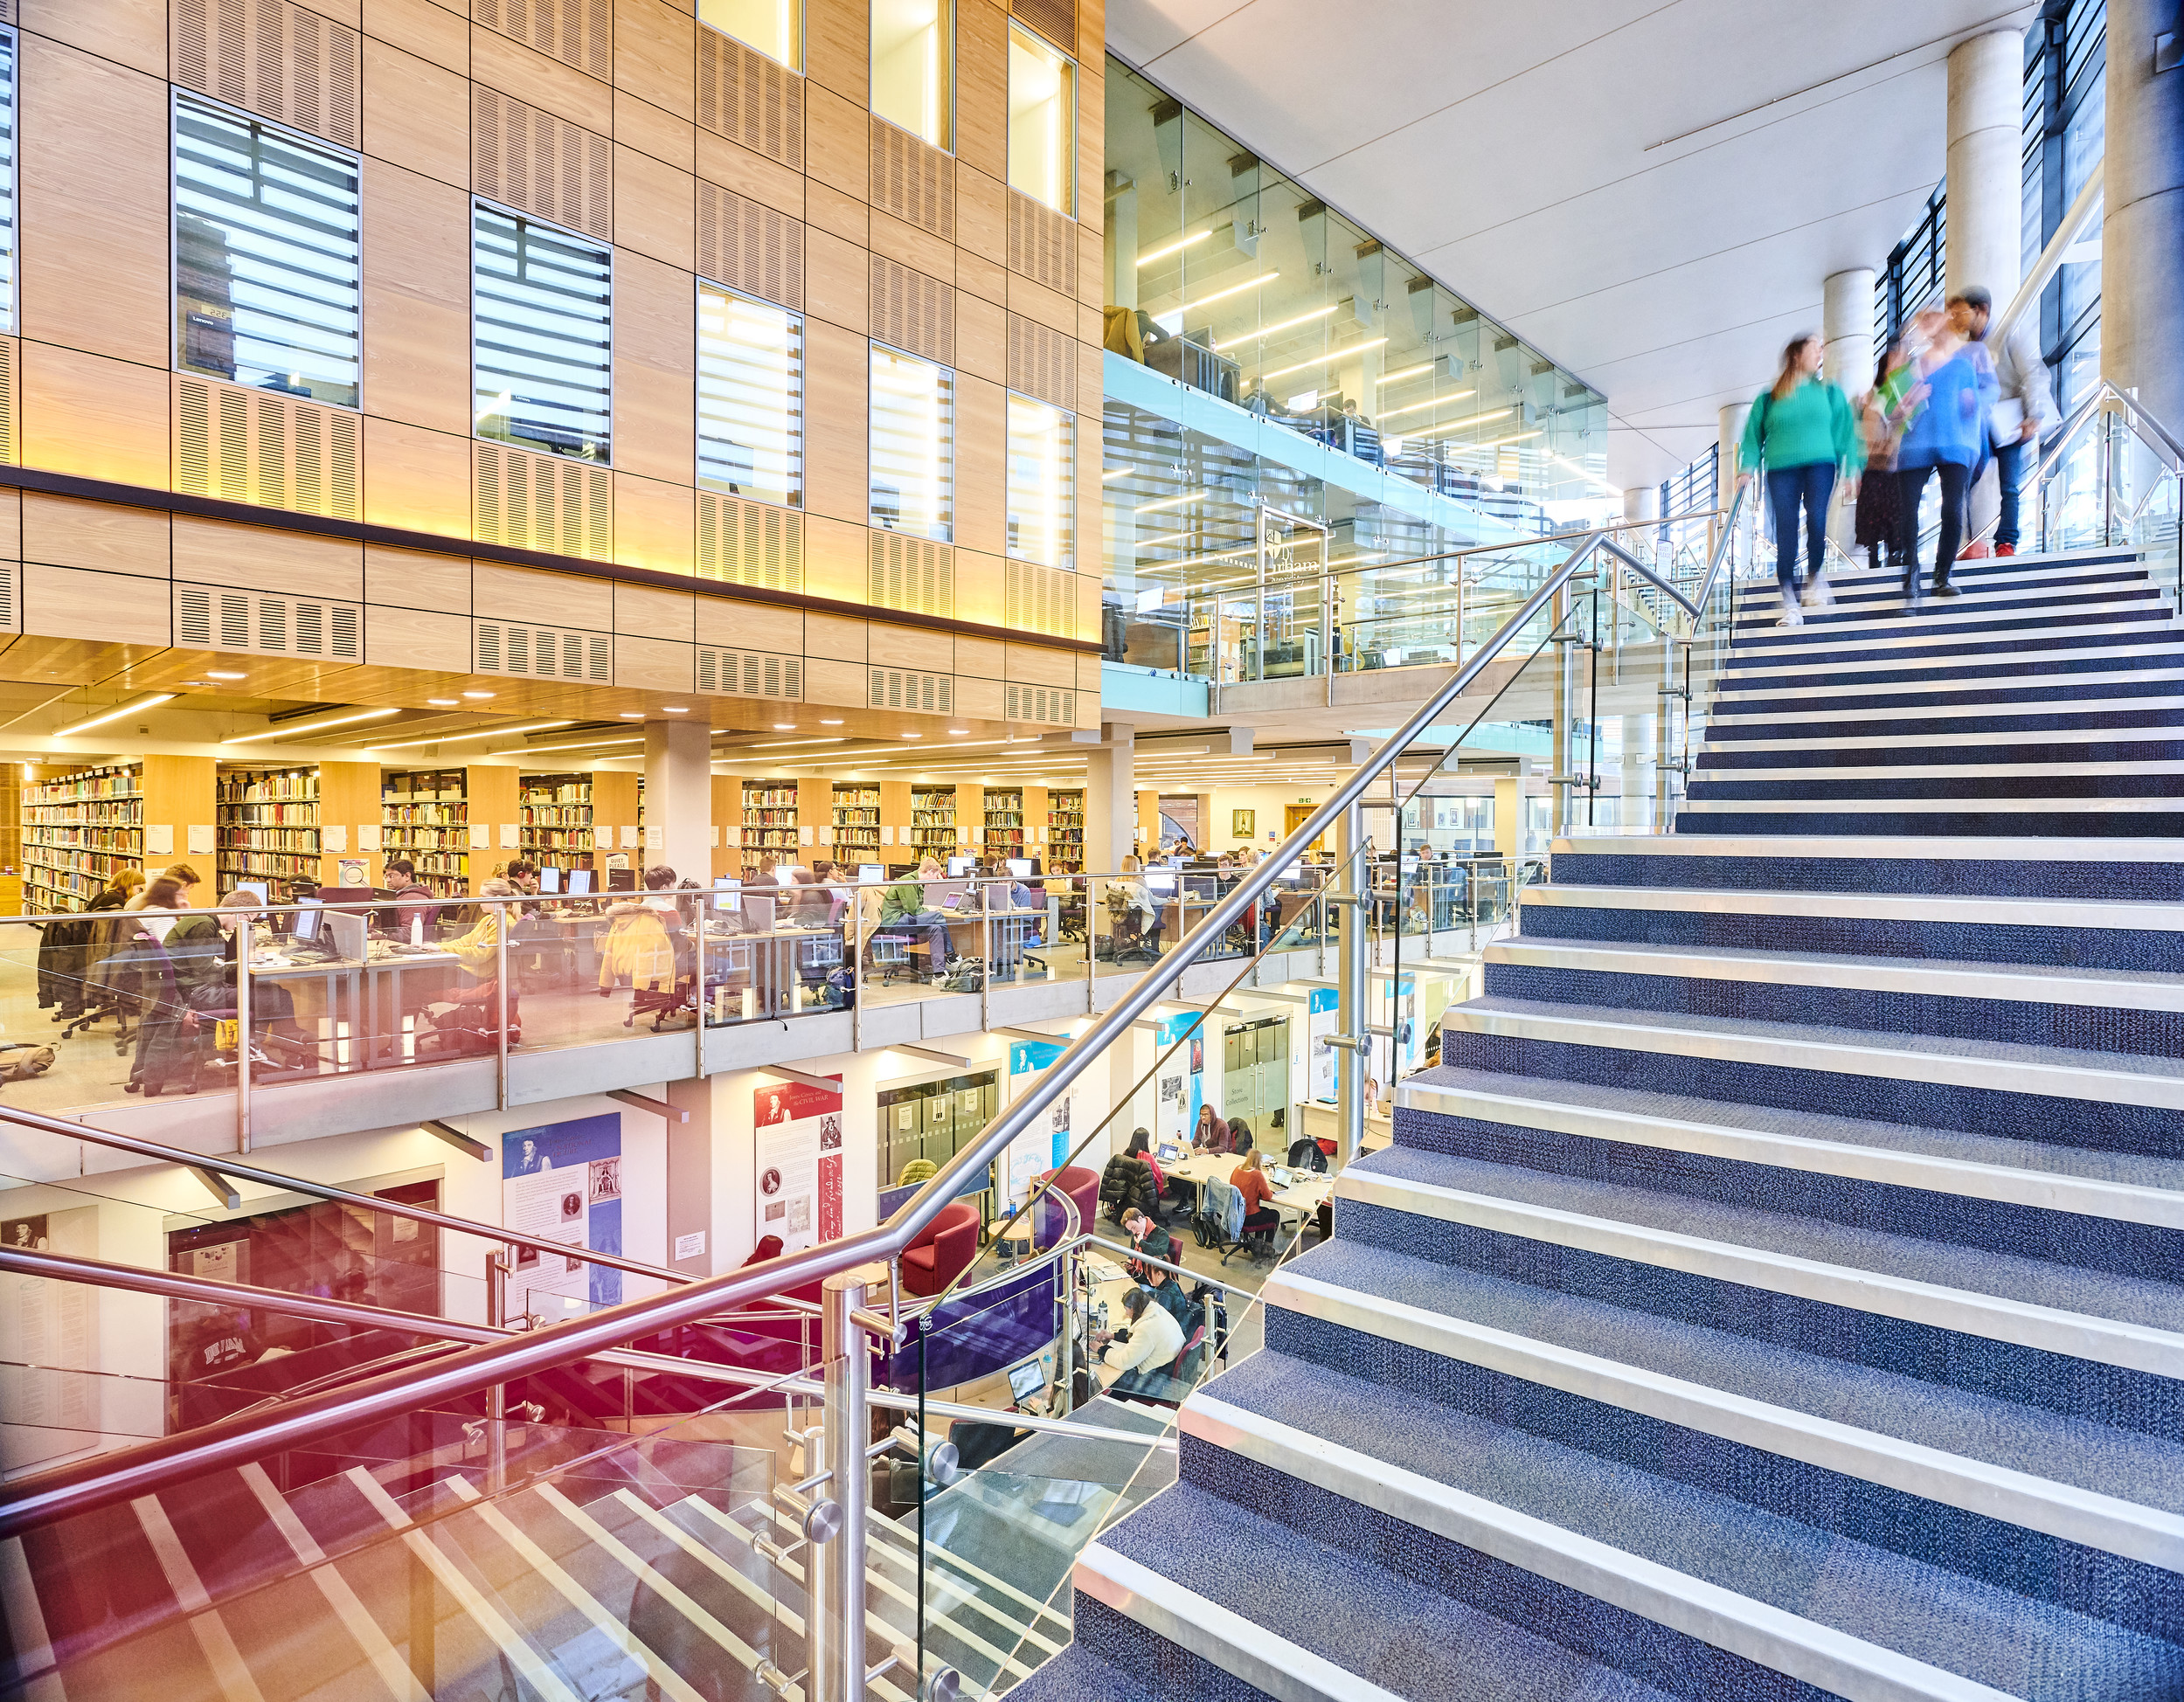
[[1104, 0, 2036, 489]]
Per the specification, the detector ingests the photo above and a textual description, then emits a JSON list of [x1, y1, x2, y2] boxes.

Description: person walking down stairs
[[1738, 333, 1862, 629], [1894, 306, 1986, 604]]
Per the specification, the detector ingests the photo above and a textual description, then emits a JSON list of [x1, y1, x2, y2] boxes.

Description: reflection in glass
[[1009, 24, 1075, 215], [870, 343, 953, 541], [697, 0, 801, 71], [1007, 391, 1073, 569], [873, 0, 951, 150], [173, 94, 362, 408], [473, 204, 613, 463], [0, 33, 17, 335], [698, 284, 803, 508]]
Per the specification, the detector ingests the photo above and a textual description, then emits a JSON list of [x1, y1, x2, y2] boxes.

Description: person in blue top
[[1738, 335, 1863, 628], [1891, 309, 1987, 602]]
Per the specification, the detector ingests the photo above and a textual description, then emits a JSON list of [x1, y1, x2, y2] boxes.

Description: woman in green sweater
[[1738, 334, 1864, 628]]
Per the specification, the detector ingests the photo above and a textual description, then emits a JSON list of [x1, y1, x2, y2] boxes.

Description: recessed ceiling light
[[205, 670, 247, 681], [179, 680, 207, 688], [620, 711, 645, 719], [662, 705, 690, 713], [427, 697, 461, 707], [947, 728, 969, 735], [820, 719, 843, 725], [901, 732, 921, 739], [773, 723, 796, 730], [461, 690, 496, 700]]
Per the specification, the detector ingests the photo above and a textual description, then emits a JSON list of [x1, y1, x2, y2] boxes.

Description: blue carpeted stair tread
[[1399, 1062, 2184, 1190], [1191, 1353, 2184, 1701], [1003, 1644, 1171, 1702], [1351, 1138, 2184, 1332], [1099, 1481, 1688, 1702], [1448, 993, 2184, 1084], [1282, 1232, 2184, 1509]]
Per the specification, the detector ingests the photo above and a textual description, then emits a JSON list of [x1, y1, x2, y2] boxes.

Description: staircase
[[1012, 548, 2184, 1702]]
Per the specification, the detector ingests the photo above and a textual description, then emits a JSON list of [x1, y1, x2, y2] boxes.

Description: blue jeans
[[1994, 437, 2027, 548], [1766, 463, 1835, 592]]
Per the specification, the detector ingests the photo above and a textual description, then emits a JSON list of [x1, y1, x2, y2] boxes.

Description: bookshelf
[[23, 764, 142, 912], [981, 788, 1025, 861], [831, 784, 881, 859], [909, 785, 958, 858], [520, 773, 594, 868], [742, 780, 800, 858], [1047, 788, 1085, 874], [382, 769, 469, 896], [216, 766, 320, 891]]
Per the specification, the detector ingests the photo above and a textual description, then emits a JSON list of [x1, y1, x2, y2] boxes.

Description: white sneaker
[[1777, 602, 1804, 628], [1802, 575, 1834, 608]]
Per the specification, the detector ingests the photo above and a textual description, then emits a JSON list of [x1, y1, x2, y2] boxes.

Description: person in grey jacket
[[1952, 286, 2056, 557]]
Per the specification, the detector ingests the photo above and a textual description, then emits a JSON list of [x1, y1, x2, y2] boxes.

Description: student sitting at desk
[[1120, 1205, 1175, 1278], [878, 857, 953, 979], [1092, 1283, 1184, 1401], [446, 878, 518, 975], [1231, 1145, 1281, 1240], [1190, 1104, 1230, 1155], [1140, 1258, 1194, 1331], [378, 858, 440, 937]]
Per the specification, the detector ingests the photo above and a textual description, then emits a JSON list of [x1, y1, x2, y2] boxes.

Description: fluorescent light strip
[[1135, 230, 1211, 268], [1550, 452, 1619, 494], [1378, 388, 1479, 421], [1256, 336, 1388, 384], [221, 707, 399, 745], [51, 693, 177, 737], [739, 737, 852, 750], [516, 735, 648, 755], [1218, 303, 1336, 347], [1376, 363, 1434, 387], [1135, 530, 1190, 549], [361, 719, 575, 752], [1133, 488, 1210, 516], [1409, 405, 1519, 439], [1159, 270, 1277, 312], [1100, 467, 1135, 481]]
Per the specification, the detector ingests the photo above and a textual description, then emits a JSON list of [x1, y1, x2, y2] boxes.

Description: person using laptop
[[879, 857, 953, 980], [1092, 1284, 1184, 1401]]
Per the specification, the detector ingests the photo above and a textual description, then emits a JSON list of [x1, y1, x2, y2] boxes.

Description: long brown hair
[[1771, 335, 1820, 403]]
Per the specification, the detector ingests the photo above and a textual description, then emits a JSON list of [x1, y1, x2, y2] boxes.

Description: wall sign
[[503, 1113, 623, 1318], [755, 1076, 844, 1254]]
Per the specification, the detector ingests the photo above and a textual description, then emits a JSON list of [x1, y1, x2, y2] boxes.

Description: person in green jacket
[[879, 856, 952, 979], [1738, 334, 1864, 628]]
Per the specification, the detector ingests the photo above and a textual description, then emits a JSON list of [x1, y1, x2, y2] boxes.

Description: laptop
[[1006, 1359, 1047, 1404], [1157, 1143, 1180, 1164]]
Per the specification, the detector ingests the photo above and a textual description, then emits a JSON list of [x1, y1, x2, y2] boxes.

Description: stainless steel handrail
[[1688, 481, 1751, 617], [0, 531, 1607, 1540], [1598, 538, 1702, 619]]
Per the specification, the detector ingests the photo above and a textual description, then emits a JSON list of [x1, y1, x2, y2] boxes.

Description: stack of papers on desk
[[1082, 1255, 1127, 1284]]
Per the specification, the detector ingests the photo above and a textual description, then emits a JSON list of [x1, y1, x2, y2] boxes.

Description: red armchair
[[901, 1200, 981, 1296], [1034, 1166, 1100, 1248]]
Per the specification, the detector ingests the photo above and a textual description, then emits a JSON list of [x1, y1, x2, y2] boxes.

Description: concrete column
[[1822, 267, 1875, 558], [1945, 31, 2027, 303], [664, 1076, 715, 1276], [1083, 723, 1134, 875], [2103, 0, 2184, 428], [1492, 776, 1523, 861], [1620, 486, 1660, 524], [1717, 402, 1751, 487], [642, 716, 712, 884], [1105, 174, 1139, 311]]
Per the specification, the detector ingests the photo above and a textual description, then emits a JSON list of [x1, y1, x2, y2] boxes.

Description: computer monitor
[[232, 881, 267, 909], [568, 868, 593, 896], [290, 897, 323, 943], [607, 868, 636, 893], [1005, 858, 1031, 878], [325, 909, 366, 963], [1143, 869, 1176, 896], [539, 867, 562, 895], [1006, 1360, 1046, 1404], [713, 875, 742, 912], [947, 856, 974, 878], [858, 864, 885, 884]]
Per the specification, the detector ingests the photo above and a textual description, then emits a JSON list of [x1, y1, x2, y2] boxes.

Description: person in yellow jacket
[[597, 865, 683, 994], [445, 877, 519, 974]]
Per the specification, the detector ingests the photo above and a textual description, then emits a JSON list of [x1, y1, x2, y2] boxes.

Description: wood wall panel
[[800, 515, 865, 602], [364, 0, 468, 73], [23, 565, 172, 647], [802, 612, 865, 661], [955, 293, 1005, 384], [22, 0, 169, 76], [801, 84, 869, 203], [802, 181, 867, 246], [360, 416, 473, 535], [800, 656, 863, 708], [956, 166, 1006, 270], [468, 20, 614, 131], [695, 130, 804, 218], [953, 552, 1004, 629], [1006, 269, 1075, 336], [614, 576, 695, 640], [1004, 641, 1071, 685], [804, 0, 867, 103], [614, 633, 694, 690], [802, 322, 869, 525], [475, 561, 612, 626], [869, 209, 953, 288], [21, 493, 169, 577], [953, 675, 1002, 719], [613, 0, 693, 115], [364, 602, 472, 670], [953, 377, 1005, 557], [361, 38, 472, 186], [612, 251, 697, 483], [363, 159, 473, 433], [21, 39, 169, 367], [173, 517, 364, 601], [802, 228, 867, 331], [954, 0, 1007, 179], [614, 143, 696, 270], [953, 632, 1003, 678], [613, 473, 694, 576], [615, 86, 697, 170], [22, 346, 170, 488], [364, 543, 472, 612], [694, 597, 800, 652]]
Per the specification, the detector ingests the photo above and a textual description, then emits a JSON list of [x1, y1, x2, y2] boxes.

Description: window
[[698, 283, 803, 508], [1007, 391, 1072, 569], [872, 0, 951, 149], [173, 93, 361, 407], [698, 0, 801, 71], [1008, 25, 1074, 215], [870, 343, 953, 542], [0, 31, 16, 335], [474, 204, 612, 463]]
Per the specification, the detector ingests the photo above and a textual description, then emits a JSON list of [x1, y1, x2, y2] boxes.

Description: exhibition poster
[[1308, 986, 1341, 1101], [503, 1113, 625, 1317], [755, 1076, 844, 1254], [1006, 1040, 1071, 1206]]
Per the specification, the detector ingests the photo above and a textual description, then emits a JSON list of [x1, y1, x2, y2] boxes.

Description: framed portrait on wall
[[1232, 808, 1255, 837]]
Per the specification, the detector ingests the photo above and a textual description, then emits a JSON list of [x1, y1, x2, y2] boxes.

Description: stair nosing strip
[[1264, 1267, 2184, 1571], [1550, 834, 2184, 859], [1395, 1073, 2184, 1231], [1443, 1003, 2184, 1107], [1525, 882, 2184, 927], [1075, 1540, 1403, 1702], [1485, 937, 2184, 1010], [1333, 1165, 2184, 1377], [1180, 1394, 2021, 1702], [1705, 727, 2184, 750], [1677, 796, 2184, 813]]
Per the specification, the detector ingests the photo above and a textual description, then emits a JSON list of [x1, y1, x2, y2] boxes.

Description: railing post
[[1335, 800, 1366, 1168], [235, 916, 253, 1154], [978, 877, 991, 1031], [495, 899, 510, 1110], [486, 1250, 510, 1495], [815, 1262, 882, 1702]]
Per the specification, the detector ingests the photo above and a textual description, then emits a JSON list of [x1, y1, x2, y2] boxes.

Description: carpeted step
[[1673, 799, 2184, 835], [1003, 1635, 1180, 1702], [1704, 700, 2184, 742], [1543, 834, 2184, 900], [1695, 732, 2184, 768]]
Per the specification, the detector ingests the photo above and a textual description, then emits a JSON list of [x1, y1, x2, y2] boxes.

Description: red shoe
[[1959, 541, 1993, 559], [1994, 543, 2016, 557]]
